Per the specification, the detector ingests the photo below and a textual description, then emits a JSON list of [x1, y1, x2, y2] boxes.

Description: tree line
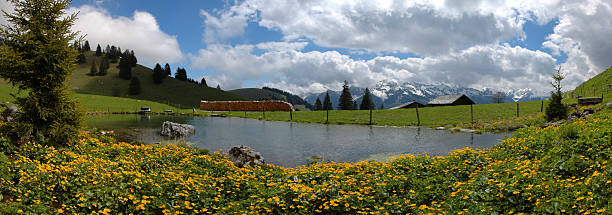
[[313, 81, 376, 111]]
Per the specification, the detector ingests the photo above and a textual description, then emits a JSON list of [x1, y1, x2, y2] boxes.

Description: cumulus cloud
[[190, 42, 556, 96], [201, 3, 256, 43], [542, 0, 612, 88], [68, 5, 183, 67], [193, 0, 612, 95]]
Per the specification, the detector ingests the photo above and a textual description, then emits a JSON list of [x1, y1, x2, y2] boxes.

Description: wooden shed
[[427, 94, 475, 107], [389, 101, 426, 110]]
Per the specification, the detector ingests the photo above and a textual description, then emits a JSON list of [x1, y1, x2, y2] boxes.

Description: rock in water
[[160, 121, 195, 138], [228, 145, 265, 167]]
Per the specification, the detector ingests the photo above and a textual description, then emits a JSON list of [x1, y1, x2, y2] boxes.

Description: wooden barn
[[389, 101, 426, 110], [427, 94, 475, 107], [200, 100, 294, 111]]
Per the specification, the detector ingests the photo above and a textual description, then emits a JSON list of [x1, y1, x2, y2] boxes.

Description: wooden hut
[[427, 94, 475, 107], [389, 101, 426, 110]]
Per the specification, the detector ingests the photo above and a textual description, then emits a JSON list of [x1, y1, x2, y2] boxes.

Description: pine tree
[[201, 77, 208, 87], [130, 50, 137, 66], [98, 57, 109, 76], [323, 92, 332, 110], [153, 63, 164, 84], [175, 67, 188, 81], [546, 67, 568, 121], [360, 88, 374, 110], [338, 80, 354, 110], [0, 0, 83, 146], [95, 44, 102, 56], [104, 45, 111, 56], [76, 53, 86, 64], [128, 77, 141, 95], [89, 60, 98, 76], [83, 41, 91, 51], [353, 101, 358, 110], [379, 103, 384, 110], [164, 63, 171, 78], [216, 84, 221, 90], [315, 97, 323, 110], [118, 54, 132, 80]]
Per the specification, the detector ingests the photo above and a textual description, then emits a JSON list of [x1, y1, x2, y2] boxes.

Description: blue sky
[[52, 0, 612, 95]]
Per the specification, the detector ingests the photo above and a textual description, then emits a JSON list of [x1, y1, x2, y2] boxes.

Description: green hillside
[[68, 51, 245, 108], [569, 66, 612, 98], [228, 88, 286, 101]]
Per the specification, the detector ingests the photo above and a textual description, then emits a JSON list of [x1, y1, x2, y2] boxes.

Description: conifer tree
[[545, 67, 568, 121], [76, 53, 86, 64], [360, 88, 374, 110], [338, 80, 354, 110], [95, 44, 102, 56], [379, 103, 384, 110], [153, 63, 164, 84], [175, 67, 188, 81], [216, 84, 221, 90], [0, 0, 83, 146], [89, 60, 98, 76], [128, 77, 141, 95], [130, 50, 137, 66], [83, 40, 91, 51], [323, 92, 332, 110], [118, 54, 132, 80], [353, 101, 358, 110], [104, 45, 111, 55], [98, 57, 109, 76], [315, 97, 323, 110], [201, 77, 208, 87], [164, 63, 171, 77]]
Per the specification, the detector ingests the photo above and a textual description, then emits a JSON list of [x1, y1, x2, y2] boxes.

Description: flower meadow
[[0, 112, 610, 214]]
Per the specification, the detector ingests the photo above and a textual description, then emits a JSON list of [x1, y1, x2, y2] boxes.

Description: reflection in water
[[86, 116, 510, 168]]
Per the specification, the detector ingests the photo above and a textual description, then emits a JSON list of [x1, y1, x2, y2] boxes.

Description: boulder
[[580, 108, 594, 117], [228, 145, 265, 167], [542, 120, 565, 128], [0, 106, 20, 122], [160, 121, 195, 138]]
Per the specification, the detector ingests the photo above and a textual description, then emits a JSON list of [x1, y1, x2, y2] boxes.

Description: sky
[[1, 0, 611, 96]]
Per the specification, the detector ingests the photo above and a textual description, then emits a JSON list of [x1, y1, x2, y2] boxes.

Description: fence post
[[540, 100, 544, 112], [244, 111, 247, 118], [470, 104, 473, 125], [416, 105, 420, 126], [262, 106, 265, 119], [290, 109, 293, 121], [326, 108, 329, 124], [369, 107, 373, 125], [516, 102, 519, 118]]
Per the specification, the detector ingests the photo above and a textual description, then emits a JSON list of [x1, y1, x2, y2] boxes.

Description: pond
[[86, 115, 511, 168]]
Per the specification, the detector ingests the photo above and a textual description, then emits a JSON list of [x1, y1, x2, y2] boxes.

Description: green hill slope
[[69, 51, 245, 108], [570, 66, 612, 98], [228, 88, 286, 101]]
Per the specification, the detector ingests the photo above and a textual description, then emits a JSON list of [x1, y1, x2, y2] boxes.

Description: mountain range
[[303, 80, 548, 109]]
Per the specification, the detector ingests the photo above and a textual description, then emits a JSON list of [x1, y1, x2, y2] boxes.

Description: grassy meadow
[[1, 105, 610, 214]]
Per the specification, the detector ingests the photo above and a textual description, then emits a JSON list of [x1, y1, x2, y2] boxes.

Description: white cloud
[[190, 42, 557, 96], [68, 5, 183, 67], [201, 3, 256, 43], [195, 0, 611, 95], [542, 0, 612, 89]]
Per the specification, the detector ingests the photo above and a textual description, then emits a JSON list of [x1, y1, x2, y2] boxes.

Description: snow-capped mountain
[[304, 80, 548, 109]]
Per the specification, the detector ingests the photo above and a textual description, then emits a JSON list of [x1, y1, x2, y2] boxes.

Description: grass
[[217, 100, 567, 130], [566, 66, 612, 98], [1, 105, 610, 214], [68, 51, 244, 107]]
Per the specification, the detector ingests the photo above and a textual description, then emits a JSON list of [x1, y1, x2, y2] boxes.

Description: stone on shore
[[228, 145, 265, 167]]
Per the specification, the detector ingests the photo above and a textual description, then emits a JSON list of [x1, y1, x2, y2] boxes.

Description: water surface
[[87, 115, 510, 168]]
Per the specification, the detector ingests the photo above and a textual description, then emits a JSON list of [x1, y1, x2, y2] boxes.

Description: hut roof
[[428, 94, 471, 105], [389, 101, 424, 110]]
